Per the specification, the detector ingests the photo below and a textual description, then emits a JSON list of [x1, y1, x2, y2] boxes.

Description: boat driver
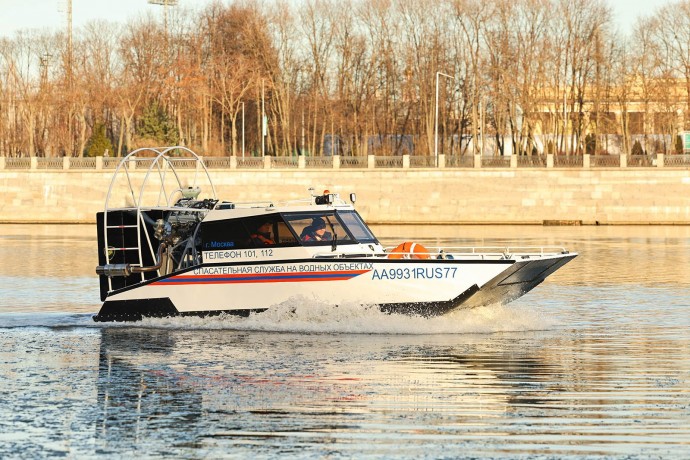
[[301, 217, 332, 242], [250, 221, 275, 246]]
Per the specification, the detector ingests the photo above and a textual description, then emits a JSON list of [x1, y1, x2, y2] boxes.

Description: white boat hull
[[94, 254, 576, 322]]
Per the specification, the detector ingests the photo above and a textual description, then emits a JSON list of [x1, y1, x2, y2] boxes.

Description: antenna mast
[[148, 0, 178, 33], [59, 0, 73, 89]]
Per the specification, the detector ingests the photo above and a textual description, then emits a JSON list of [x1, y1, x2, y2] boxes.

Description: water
[[1, 224, 690, 458]]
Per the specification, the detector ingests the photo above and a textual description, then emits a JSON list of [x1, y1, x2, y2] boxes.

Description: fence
[[0, 153, 687, 171]]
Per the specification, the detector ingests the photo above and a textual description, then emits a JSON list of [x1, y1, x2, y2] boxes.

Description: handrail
[[4, 153, 690, 170], [212, 196, 353, 209], [383, 245, 569, 255], [313, 246, 570, 260]]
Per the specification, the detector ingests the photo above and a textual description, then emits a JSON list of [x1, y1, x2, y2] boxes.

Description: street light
[[261, 79, 266, 157], [435, 72, 455, 166], [241, 102, 245, 158]]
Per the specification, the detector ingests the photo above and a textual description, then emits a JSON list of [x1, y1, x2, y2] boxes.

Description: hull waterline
[[94, 254, 576, 322]]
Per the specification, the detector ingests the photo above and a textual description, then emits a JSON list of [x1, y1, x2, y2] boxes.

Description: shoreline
[[2, 168, 689, 225]]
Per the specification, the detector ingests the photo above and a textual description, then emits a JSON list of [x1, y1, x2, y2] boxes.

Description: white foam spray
[[135, 297, 556, 335]]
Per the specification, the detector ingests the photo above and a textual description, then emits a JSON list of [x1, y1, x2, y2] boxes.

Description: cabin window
[[201, 213, 298, 250], [337, 211, 378, 243], [283, 212, 353, 245]]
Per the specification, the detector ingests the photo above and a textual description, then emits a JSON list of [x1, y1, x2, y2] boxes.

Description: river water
[[1, 224, 689, 458]]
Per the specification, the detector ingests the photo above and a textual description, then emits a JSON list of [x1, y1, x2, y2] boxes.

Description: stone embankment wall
[[1, 168, 689, 224]]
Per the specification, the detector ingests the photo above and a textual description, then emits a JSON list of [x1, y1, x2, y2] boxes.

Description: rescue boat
[[94, 147, 576, 322]]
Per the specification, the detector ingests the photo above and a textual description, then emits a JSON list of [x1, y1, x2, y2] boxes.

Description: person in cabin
[[250, 221, 275, 246], [301, 217, 332, 242]]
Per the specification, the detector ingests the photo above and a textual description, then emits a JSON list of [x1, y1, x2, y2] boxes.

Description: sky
[[0, 0, 679, 38]]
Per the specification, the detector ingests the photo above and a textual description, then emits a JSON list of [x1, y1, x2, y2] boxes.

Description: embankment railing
[[0, 153, 688, 171]]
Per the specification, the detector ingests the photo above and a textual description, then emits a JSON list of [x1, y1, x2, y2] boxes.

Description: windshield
[[283, 212, 352, 245], [337, 211, 378, 243], [283, 211, 378, 245]]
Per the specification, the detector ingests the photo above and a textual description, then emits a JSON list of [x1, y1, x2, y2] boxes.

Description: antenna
[[39, 53, 52, 89], [58, 0, 73, 89]]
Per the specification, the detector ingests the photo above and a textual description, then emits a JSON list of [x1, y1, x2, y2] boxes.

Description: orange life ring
[[388, 241, 430, 259]]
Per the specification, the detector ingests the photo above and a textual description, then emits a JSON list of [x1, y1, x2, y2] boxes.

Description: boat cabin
[[200, 201, 384, 262]]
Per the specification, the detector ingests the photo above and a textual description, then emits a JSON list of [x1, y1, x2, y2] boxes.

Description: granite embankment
[[1, 167, 689, 224]]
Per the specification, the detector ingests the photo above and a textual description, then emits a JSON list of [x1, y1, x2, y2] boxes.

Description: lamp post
[[261, 79, 266, 157], [435, 72, 455, 166], [241, 102, 245, 158]]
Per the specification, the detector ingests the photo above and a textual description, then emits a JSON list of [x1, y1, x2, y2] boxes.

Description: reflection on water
[[3, 324, 685, 457], [1, 224, 690, 457], [96, 329, 204, 456]]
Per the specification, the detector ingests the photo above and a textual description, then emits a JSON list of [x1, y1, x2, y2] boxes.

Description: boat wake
[[0, 298, 557, 334], [132, 297, 556, 335]]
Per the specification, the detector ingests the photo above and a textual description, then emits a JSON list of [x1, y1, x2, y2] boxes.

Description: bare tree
[[647, 1, 690, 132], [116, 16, 167, 152], [0, 0, 683, 162], [454, 0, 493, 155]]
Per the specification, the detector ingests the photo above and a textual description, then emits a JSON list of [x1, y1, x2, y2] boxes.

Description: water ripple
[[2, 224, 690, 458]]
